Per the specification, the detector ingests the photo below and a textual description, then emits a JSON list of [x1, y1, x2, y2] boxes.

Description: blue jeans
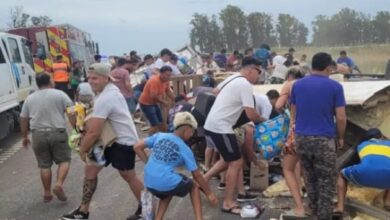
[[140, 104, 163, 126]]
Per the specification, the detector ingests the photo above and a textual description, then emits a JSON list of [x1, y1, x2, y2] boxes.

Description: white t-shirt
[[254, 94, 272, 120], [152, 58, 166, 70], [272, 64, 288, 80], [166, 63, 181, 75], [272, 55, 286, 66], [204, 73, 254, 133], [91, 83, 139, 146]]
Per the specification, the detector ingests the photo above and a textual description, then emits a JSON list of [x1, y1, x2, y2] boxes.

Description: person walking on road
[[61, 63, 144, 220], [290, 52, 347, 219], [20, 73, 76, 203]]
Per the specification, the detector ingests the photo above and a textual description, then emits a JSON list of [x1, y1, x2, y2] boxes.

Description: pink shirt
[[111, 67, 133, 98]]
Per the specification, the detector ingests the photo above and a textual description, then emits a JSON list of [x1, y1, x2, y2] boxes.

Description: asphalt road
[[0, 132, 284, 220]]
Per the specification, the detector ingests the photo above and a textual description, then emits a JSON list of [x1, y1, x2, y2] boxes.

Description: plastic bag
[[68, 129, 81, 152], [254, 112, 290, 160], [141, 190, 158, 220]]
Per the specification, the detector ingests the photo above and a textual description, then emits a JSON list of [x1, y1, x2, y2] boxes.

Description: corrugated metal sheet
[[253, 81, 390, 106], [253, 80, 390, 138]]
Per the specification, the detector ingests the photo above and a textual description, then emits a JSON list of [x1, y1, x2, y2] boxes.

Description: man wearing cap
[[21, 73, 76, 203], [134, 112, 218, 220], [203, 57, 266, 215], [62, 63, 144, 220], [335, 128, 390, 215]]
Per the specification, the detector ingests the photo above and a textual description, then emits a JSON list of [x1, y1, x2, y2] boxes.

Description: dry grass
[[274, 44, 390, 74]]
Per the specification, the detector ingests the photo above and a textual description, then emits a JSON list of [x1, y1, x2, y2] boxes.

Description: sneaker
[[236, 193, 257, 202], [61, 208, 89, 220], [217, 183, 226, 190], [126, 203, 142, 220]]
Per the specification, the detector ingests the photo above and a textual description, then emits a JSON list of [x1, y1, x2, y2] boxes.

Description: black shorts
[[205, 129, 241, 162], [148, 175, 193, 200], [104, 142, 136, 171]]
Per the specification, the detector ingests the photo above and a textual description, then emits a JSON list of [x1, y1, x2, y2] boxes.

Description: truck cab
[[0, 32, 36, 139]]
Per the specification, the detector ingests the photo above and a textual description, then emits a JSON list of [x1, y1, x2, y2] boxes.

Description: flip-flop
[[221, 205, 241, 215], [53, 186, 67, 201], [283, 209, 307, 217], [332, 211, 343, 220], [43, 195, 53, 203]]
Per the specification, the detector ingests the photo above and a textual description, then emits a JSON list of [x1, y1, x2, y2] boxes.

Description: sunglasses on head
[[252, 66, 262, 75]]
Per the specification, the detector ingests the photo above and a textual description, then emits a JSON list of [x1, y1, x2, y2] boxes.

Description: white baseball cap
[[173, 112, 198, 129]]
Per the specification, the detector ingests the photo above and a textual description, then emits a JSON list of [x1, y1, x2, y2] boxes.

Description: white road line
[[0, 139, 24, 165]]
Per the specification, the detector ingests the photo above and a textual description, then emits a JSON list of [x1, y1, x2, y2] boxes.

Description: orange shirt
[[139, 75, 169, 105], [53, 62, 69, 82]]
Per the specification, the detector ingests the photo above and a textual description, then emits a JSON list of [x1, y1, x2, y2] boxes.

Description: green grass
[[274, 44, 390, 74]]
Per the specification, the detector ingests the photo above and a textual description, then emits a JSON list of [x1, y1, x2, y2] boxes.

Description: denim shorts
[[140, 104, 163, 126]]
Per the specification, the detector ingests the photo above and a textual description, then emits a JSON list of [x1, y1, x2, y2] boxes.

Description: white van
[[0, 32, 36, 139]]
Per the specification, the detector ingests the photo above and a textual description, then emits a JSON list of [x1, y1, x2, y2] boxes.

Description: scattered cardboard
[[250, 160, 269, 191]]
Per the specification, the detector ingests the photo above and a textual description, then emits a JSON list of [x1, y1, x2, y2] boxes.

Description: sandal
[[283, 209, 307, 217], [53, 186, 67, 201], [332, 211, 344, 220], [43, 195, 53, 203], [221, 205, 241, 215]]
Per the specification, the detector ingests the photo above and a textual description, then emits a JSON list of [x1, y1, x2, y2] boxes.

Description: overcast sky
[[1, 0, 388, 56]]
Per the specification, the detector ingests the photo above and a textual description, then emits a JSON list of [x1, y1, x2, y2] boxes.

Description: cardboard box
[[250, 160, 269, 191]]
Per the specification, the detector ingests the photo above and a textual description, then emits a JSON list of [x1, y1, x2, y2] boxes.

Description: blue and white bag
[[254, 112, 290, 160]]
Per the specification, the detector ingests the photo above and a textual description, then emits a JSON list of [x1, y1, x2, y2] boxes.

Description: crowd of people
[[18, 44, 390, 220]]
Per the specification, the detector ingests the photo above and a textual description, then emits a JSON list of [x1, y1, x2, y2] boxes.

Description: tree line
[[189, 5, 390, 53], [7, 6, 52, 29]]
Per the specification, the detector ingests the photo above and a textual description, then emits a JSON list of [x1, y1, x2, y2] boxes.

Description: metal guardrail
[[160, 74, 203, 125], [170, 74, 203, 96]]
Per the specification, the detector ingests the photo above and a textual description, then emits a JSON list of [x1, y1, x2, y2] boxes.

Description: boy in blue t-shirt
[[134, 112, 218, 220], [335, 128, 390, 214]]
